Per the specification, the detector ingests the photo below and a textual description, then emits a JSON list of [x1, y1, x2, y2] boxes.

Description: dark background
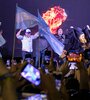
[[0, 0, 90, 58]]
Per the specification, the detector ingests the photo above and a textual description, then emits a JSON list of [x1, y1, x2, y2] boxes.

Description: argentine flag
[[37, 10, 64, 56], [16, 6, 38, 29]]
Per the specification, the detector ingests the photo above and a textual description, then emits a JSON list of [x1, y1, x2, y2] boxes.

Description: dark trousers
[[22, 51, 32, 60]]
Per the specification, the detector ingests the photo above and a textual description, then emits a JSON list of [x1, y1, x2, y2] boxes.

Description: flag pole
[[38, 33, 41, 68], [37, 9, 41, 68], [12, 3, 18, 60]]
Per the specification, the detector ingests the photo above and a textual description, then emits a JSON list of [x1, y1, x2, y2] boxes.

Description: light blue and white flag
[[15, 6, 64, 56], [37, 11, 64, 56], [0, 34, 6, 47], [16, 6, 38, 29]]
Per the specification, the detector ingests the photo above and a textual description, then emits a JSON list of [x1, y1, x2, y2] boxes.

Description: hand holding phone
[[21, 64, 40, 86]]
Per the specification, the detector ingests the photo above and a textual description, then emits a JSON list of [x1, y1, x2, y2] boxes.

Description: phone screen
[[45, 68, 49, 74], [26, 94, 47, 100], [69, 62, 78, 70], [21, 64, 40, 86], [44, 55, 50, 65]]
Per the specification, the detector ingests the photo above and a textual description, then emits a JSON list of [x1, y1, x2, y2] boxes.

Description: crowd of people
[[0, 24, 90, 100], [0, 51, 90, 100]]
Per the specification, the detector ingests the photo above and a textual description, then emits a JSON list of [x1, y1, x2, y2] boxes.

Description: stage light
[[42, 6, 67, 34]]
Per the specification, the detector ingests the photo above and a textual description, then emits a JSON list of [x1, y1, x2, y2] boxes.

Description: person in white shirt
[[16, 28, 39, 60]]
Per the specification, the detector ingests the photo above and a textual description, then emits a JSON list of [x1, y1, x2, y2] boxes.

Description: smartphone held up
[[21, 64, 41, 86]]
